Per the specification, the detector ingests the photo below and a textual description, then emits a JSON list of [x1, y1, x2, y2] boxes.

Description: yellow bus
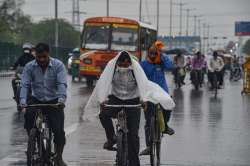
[[80, 16, 157, 86]]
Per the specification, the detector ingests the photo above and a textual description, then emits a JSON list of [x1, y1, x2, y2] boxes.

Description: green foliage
[[242, 39, 250, 55], [0, 0, 80, 48], [24, 19, 80, 48]]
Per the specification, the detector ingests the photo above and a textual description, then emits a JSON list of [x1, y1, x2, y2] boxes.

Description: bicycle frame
[[103, 104, 141, 166], [26, 104, 59, 166]]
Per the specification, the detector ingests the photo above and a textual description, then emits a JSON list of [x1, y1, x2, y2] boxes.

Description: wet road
[[0, 74, 249, 166]]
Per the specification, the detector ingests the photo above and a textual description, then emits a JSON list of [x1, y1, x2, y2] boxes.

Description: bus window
[[82, 23, 110, 50], [111, 24, 138, 51]]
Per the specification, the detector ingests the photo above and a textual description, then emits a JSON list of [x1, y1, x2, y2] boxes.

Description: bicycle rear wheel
[[150, 116, 161, 166], [214, 74, 218, 98], [116, 130, 128, 166]]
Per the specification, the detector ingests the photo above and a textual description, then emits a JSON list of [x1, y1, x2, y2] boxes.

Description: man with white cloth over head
[[84, 51, 175, 166]]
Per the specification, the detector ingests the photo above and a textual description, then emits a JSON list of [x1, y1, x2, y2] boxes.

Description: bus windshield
[[111, 24, 138, 51], [83, 23, 110, 50]]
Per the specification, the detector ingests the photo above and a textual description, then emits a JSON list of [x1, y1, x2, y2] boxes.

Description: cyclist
[[173, 52, 186, 85], [140, 41, 174, 155], [20, 43, 68, 166], [190, 51, 205, 87], [84, 51, 175, 166], [208, 51, 225, 89], [11, 43, 35, 100]]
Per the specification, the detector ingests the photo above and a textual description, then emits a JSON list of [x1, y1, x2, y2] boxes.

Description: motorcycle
[[13, 67, 23, 112], [190, 69, 203, 90], [230, 63, 242, 81]]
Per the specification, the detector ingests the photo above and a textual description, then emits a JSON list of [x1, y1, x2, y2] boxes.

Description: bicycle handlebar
[[25, 103, 60, 109], [103, 104, 142, 108]]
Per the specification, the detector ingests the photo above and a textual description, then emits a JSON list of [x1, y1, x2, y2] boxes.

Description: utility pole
[[198, 19, 202, 51], [72, 0, 86, 31], [72, 0, 80, 30], [207, 24, 210, 52], [185, 8, 195, 36], [55, 0, 58, 55], [139, 0, 142, 21], [157, 0, 159, 32], [193, 15, 202, 36], [107, 0, 109, 17], [203, 23, 206, 53], [173, 1, 187, 36]]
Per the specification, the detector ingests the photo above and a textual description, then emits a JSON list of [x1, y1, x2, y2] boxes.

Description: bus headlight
[[83, 58, 92, 64]]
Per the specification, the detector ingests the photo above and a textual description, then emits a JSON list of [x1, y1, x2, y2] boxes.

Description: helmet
[[72, 48, 80, 54], [22, 43, 33, 54], [22, 43, 33, 50]]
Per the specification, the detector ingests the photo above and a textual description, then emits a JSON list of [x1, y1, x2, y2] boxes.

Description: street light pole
[[107, 0, 109, 17], [169, 0, 173, 49], [157, 0, 159, 32], [139, 0, 142, 21], [203, 23, 206, 53]]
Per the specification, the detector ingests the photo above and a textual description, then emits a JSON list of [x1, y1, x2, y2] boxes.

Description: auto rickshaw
[[71, 48, 81, 82], [242, 56, 250, 94]]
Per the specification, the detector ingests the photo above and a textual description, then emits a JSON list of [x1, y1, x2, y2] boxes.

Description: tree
[[0, 0, 32, 43], [242, 39, 250, 55], [25, 19, 80, 48]]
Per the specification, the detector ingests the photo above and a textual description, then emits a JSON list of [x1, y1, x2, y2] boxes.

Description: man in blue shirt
[[20, 43, 67, 166], [140, 42, 175, 155]]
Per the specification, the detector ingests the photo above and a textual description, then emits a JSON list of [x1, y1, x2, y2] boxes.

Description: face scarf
[[147, 50, 161, 64]]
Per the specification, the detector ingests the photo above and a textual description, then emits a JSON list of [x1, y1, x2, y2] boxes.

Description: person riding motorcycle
[[84, 51, 175, 166], [11, 43, 35, 102], [140, 41, 175, 155], [173, 52, 186, 85], [208, 51, 225, 89], [190, 51, 205, 87], [70, 48, 80, 81]]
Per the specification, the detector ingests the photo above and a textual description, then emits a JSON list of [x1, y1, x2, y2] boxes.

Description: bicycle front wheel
[[150, 117, 161, 166], [27, 128, 38, 166], [116, 130, 128, 166]]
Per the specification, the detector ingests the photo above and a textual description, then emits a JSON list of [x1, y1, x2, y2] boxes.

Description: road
[[0, 74, 249, 166]]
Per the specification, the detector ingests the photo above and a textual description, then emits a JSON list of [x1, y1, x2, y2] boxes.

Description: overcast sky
[[22, 0, 250, 41]]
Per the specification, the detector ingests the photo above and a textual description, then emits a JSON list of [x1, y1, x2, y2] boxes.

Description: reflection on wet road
[[0, 75, 250, 166]]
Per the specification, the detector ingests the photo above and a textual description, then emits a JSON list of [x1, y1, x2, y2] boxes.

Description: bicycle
[[175, 67, 185, 89], [212, 70, 220, 99], [191, 69, 202, 90], [149, 104, 163, 166], [25, 103, 60, 166], [103, 104, 142, 166]]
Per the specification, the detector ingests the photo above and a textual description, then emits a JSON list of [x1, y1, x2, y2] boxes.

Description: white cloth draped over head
[[83, 51, 175, 121]]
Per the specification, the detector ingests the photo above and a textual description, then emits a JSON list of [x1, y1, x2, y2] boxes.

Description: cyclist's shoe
[[103, 139, 116, 151], [163, 126, 175, 135], [55, 158, 67, 166], [139, 147, 150, 156], [55, 145, 67, 166]]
